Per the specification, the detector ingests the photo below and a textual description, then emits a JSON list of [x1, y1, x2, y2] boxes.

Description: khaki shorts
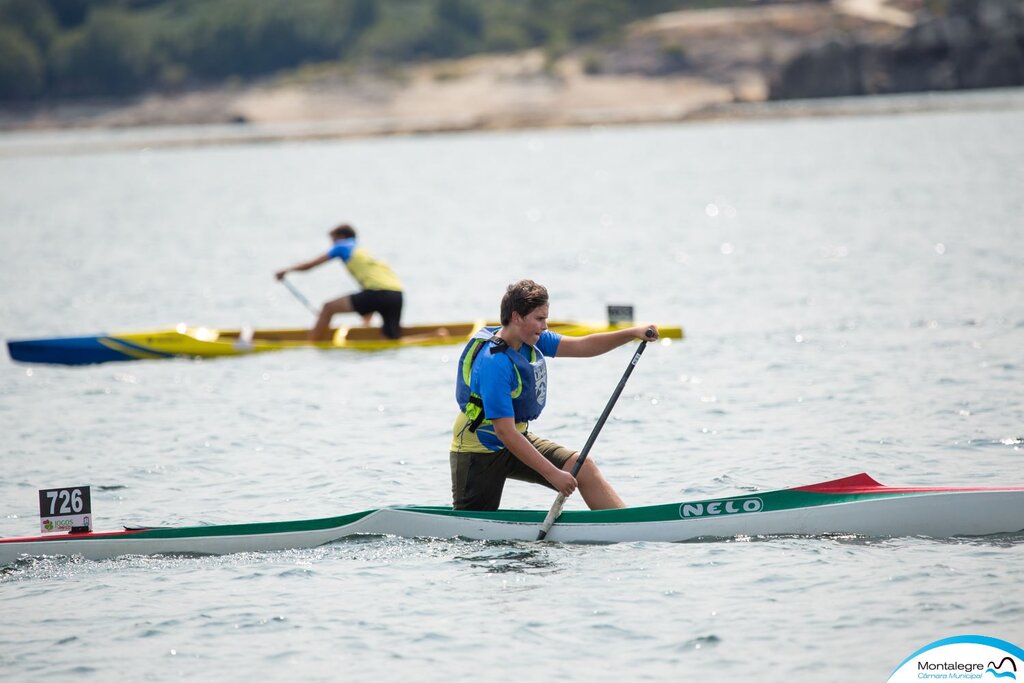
[[450, 433, 575, 511]]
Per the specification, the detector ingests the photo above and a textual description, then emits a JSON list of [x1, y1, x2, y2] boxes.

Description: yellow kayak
[[6, 321, 684, 366]]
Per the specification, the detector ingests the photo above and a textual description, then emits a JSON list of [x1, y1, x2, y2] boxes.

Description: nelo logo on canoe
[[679, 497, 763, 518]]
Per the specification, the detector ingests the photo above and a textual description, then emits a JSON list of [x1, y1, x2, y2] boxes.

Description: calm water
[[2, 92, 1023, 681]]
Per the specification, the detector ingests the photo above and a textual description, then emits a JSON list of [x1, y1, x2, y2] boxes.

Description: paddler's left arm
[[556, 324, 658, 358]]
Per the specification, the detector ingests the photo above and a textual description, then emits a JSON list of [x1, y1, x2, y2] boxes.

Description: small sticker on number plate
[[38, 486, 92, 534]]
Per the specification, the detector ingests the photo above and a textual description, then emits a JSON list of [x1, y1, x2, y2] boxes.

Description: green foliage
[[44, 0, 91, 29], [0, 26, 45, 98], [437, 0, 482, 38], [0, 0, 59, 48], [48, 7, 162, 95], [351, 1, 433, 63], [165, 0, 380, 78], [0, 0, 742, 99], [349, 0, 377, 33], [563, 0, 633, 43], [417, 0, 485, 59]]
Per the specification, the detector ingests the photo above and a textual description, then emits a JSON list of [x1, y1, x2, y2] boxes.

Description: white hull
[[2, 477, 1022, 565], [369, 491, 1024, 543]]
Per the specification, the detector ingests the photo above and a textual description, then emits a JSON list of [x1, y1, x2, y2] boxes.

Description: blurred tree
[[0, 26, 45, 98], [0, 0, 59, 48], [44, 0, 91, 28], [416, 0, 485, 59], [49, 8, 161, 95], [353, 0, 434, 63], [437, 0, 483, 39], [522, 0, 555, 45], [564, 0, 631, 43], [171, 0, 360, 79], [349, 0, 378, 34]]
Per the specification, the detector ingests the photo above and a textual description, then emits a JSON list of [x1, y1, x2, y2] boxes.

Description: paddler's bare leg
[[564, 453, 625, 510], [311, 295, 356, 341]]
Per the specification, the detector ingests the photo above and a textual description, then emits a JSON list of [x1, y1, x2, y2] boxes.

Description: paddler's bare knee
[[564, 453, 625, 510], [563, 453, 600, 479]]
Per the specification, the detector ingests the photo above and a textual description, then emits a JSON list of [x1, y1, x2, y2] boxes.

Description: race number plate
[[607, 305, 634, 325], [38, 486, 92, 534]]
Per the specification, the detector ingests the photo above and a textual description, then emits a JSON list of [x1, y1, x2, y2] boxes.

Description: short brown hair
[[500, 279, 548, 325], [329, 224, 356, 240]]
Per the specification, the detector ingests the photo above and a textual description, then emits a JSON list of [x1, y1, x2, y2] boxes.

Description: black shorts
[[350, 290, 403, 339], [450, 433, 575, 511]]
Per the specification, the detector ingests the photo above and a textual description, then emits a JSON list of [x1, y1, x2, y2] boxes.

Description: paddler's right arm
[[558, 324, 659, 357], [491, 418, 577, 498]]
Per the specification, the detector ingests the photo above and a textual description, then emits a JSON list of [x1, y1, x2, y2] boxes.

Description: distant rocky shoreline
[[1, 0, 1021, 147], [771, 0, 1024, 99]]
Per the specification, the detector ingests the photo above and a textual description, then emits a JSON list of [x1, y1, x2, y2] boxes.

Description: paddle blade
[[536, 494, 566, 541]]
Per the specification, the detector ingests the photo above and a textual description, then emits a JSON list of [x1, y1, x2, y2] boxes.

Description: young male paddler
[[451, 279, 659, 511], [275, 223, 403, 341]]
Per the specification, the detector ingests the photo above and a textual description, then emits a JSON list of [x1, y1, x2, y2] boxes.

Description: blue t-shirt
[[476, 331, 560, 421], [450, 330, 561, 452]]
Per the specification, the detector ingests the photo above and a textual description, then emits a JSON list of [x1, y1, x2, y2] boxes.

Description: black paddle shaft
[[569, 337, 650, 478]]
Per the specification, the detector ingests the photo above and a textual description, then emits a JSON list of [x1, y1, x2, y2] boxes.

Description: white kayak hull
[[2, 474, 1022, 565], [365, 490, 1024, 543]]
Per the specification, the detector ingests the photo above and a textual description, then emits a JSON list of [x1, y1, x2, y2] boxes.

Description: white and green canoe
[[2, 474, 1022, 566]]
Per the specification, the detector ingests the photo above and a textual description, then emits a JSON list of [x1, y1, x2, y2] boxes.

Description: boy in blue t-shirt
[[450, 279, 659, 511]]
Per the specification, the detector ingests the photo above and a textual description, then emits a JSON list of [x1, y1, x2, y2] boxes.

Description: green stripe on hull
[[401, 489, 927, 525], [121, 509, 376, 540]]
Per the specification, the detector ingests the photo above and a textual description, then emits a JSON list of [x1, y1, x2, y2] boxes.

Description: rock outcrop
[[770, 0, 1024, 99]]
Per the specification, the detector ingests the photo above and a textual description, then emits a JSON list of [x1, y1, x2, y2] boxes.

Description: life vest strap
[[466, 395, 486, 433], [463, 334, 517, 433]]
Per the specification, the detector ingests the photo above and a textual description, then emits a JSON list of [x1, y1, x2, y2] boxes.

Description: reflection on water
[[454, 542, 563, 575], [673, 634, 722, 652]]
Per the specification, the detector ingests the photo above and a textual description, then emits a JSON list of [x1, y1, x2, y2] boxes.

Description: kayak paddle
[[280, 276, 320, 316]]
